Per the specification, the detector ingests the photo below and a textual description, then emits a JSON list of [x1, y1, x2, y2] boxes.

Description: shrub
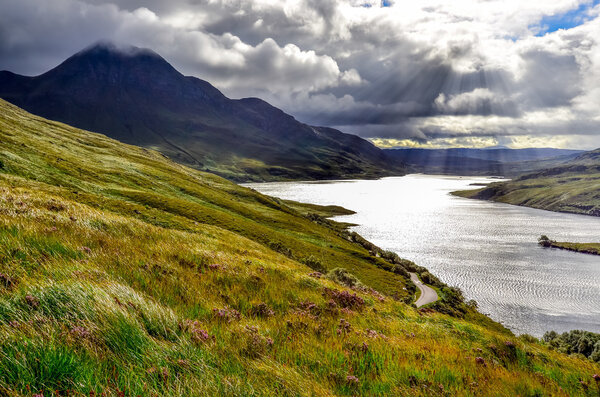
[[250, 302, 275, 318], [268, 241, 293, 258], [538, 235, 553, 247], [519, 334, 539, 344], [212, 307, 242, 322], [323, 288, 365, 310], [327, 268, 364, 289], [391, 264, 409, 278], [302, 256, 326, 273], [420, 271, 442, 288], [466, 299, 478, 309], [243, 325, 274, 358], [543, 330, 600, 362], [430, 286, 467, 317]]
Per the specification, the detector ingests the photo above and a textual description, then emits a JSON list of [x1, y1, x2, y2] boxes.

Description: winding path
[[410, 272, 438, 307]]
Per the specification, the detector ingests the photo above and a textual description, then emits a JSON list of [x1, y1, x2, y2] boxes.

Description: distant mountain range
[[384, 147, 584, 176], [454, 148, 600, 216], [0, 42, 404, 182]]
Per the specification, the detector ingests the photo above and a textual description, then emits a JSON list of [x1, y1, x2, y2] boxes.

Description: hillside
[[0, 99, 599, 395], [384, 148, 583, 176], [453, 149, 600, 216], [0, 42, 404, 182]]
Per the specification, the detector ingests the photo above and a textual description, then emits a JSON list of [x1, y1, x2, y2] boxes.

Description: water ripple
[[246, 175, 600, 336]]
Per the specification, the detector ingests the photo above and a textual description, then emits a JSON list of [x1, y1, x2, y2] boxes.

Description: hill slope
[[453, 149, 600, 216], [0, 42, 404, 182], [0, 100, 599, 395]]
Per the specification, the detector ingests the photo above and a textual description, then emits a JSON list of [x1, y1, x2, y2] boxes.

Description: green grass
[[0, 99, 599, 396], [538, 236, 600, 255], [452, 153, 600, 217], [549, 242, 600, 255]]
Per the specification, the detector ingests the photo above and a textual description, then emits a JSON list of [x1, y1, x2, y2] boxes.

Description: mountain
[[384, 147, 584, 176], [0, 42, 404, 182], [1, 98, 598, 395], [453, 148, 600, 216]]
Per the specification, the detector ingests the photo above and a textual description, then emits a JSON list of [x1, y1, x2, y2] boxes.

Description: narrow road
[[410, 272, 438, 307]]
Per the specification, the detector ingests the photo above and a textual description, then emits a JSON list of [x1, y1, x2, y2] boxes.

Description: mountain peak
[[40, 41, 182, 88], [75, 41, 162, 60]]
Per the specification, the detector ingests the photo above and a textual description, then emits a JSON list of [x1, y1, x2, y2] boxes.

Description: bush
[[538, 235, 553, 247], [466, 299, 478, 309], [302, 256, 326, 273], [268, 241, 293, 258], [323, 288, 365, 310], [519, 334, 539, 344], [430, 286, 467, 317], [327, 268, 363, 289], [543, 330, 600, 362], [420, 271, 442, 288], [391, 264, 409, 278]]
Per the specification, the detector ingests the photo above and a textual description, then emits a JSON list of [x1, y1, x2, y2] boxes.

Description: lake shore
[[540, 240, 600, 256], [246, 175, 600, 336]]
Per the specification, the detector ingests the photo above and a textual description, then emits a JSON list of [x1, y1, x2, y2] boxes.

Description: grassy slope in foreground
[[0, 99, 599, 395], [452, 150, 600, 217]]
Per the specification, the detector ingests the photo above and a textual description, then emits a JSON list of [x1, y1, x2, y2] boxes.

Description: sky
[[1, 0, 600, 149]]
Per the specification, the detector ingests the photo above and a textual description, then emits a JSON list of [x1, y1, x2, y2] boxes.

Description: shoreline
[[246, 175, 600, 337], [539, 238, 600, 256]]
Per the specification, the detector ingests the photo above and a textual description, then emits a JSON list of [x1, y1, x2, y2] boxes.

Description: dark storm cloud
[[0, 0, 598, 148]]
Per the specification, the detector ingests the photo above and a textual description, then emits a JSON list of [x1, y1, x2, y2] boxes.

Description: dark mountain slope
[[0, 42, 403, 181]]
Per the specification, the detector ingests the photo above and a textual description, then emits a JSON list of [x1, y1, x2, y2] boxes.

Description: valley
[[1, 99, 599, 395]]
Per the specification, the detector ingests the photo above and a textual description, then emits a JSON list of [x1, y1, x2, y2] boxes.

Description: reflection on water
[[245, 175, 600, 336]]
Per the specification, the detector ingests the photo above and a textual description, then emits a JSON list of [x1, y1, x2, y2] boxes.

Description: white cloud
[[0, 0, 599, 148]]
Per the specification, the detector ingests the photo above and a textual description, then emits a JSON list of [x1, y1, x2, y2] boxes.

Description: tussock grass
[[0, 99, 599, 395]]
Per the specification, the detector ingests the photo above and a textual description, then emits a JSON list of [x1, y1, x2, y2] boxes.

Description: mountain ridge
[[384, 147, 584, 176], [0, 42, 404, 181]]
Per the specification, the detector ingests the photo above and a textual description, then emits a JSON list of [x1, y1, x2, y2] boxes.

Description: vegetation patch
[[0, 99, 598, 395], [539, 235, 600, 255]]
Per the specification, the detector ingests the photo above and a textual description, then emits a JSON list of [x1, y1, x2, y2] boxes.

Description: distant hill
[[0, 42, 404, 182], [454, 148, 600, 216], [384, 148, 583, 176]]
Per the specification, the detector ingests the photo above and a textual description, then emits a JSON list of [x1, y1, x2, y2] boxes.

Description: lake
[[245, 174, 600, 336]]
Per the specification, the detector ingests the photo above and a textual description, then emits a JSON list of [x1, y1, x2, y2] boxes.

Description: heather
[[0, 99, 599, 396]]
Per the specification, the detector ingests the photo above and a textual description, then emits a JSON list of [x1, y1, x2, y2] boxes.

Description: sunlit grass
[[0, 99, 599, 395]]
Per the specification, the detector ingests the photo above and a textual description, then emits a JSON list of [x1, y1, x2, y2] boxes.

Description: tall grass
[[0, 99, 599, 395]]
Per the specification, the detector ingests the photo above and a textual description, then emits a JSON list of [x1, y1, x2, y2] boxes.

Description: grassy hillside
[[453, 149, 600, 217], [0, 99, 599, 395]]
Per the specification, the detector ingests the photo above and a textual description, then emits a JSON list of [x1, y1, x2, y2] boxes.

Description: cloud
[[434, 88, 520, 117], [0, 0, 599, 149]]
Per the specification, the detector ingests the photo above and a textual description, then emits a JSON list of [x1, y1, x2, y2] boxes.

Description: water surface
[[245, 175, 600, 336]]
